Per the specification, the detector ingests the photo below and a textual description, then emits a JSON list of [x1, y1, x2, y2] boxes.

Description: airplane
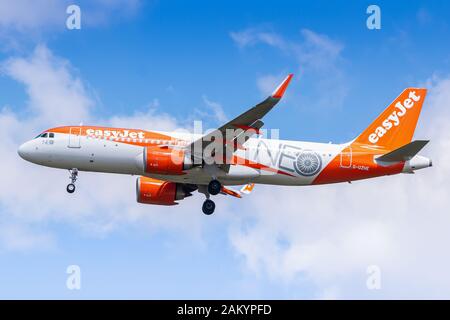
[[17, 74, 432, 215]]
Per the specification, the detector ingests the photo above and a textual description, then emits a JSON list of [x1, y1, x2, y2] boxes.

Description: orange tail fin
[[354, 88, 427, 150]]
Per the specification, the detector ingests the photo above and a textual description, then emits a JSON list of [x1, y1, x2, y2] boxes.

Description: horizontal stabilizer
[[220, 183, 255, 198], [376, 140, 429, 162], [240, 183, 255, 195]]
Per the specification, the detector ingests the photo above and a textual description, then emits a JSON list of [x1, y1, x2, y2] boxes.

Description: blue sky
[[1, 0, 450, 299]]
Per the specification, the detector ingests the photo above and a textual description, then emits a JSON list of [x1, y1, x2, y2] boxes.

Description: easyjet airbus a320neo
[[18, 75, 432, 214]]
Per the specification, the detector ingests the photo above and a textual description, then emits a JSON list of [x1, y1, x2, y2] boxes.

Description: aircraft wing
[[188, 74, 293, 167]]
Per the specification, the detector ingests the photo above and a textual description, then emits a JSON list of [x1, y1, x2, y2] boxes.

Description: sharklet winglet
[[271, 74, 294, 99]]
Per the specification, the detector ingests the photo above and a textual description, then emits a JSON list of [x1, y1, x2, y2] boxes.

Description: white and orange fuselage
[[17, 75, 432, 214], [17, 125, 430, 186]]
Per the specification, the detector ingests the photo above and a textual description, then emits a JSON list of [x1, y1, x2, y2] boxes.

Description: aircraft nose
[[18, 141, 32, 161]]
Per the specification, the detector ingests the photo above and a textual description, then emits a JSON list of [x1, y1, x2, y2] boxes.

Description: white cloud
[[0, 224, 56, 252], [80, 0, 142, 27], [0, 0, 65, 31], [230, 29, 286, 50], [3, 43, 450, 299], [295, 29, 344, 70], [228, 75, 450, 298], [0, 44, 208, 250], [0, 0, 142, 43], [231, 27, 348, 109], [106, 98, 181, 131], [2, 44, 93, 125], [201, 95, 228, 123], [256, 74, 284, 97], [231, 28, 343, 70]]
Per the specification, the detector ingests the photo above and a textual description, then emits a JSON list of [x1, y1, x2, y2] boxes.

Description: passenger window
[[49, 133, 55, 138]]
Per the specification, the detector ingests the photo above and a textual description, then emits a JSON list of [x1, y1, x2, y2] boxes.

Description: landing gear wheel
[[202, 199, 215, 215], [67, 183, 76, 193], [207, 180, 221, 196], [67, 168, 78, 194]]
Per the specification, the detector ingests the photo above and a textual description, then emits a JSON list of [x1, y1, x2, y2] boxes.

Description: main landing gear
[[202, 199, 215, 215], [67, 168, 78, 194], [200, 179, 222, 215], [207, 179, 221, 195]]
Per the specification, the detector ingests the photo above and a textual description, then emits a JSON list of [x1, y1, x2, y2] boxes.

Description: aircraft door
[[340, 146, 352, 168], [68, 127, 82, 148]]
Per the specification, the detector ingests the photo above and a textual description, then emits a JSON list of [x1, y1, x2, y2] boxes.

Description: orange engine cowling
[[136, 177, 196, 205], [144, 147, 193, 175]]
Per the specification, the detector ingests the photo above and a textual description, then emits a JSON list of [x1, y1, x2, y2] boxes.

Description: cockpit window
[[33, 132, 55, 139]]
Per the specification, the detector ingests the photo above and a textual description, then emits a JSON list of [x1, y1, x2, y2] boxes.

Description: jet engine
[[144, 147, 193, 175], [136, 176, 197, 205]]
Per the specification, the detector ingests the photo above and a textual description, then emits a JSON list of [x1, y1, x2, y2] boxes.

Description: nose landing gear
[[66, 183, 76, 193], [67, 168, 78, 194]]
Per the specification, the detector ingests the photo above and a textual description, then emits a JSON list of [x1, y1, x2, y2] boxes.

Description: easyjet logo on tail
[[368, 90, 421, 144]]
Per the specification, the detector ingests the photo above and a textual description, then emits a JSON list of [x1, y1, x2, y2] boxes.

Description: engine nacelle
[[136, 177, 195, 205], [144, 147, 193, 175]]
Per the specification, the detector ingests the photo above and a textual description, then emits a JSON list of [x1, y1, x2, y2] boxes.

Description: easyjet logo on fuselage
[[85, 128, 146, 139], [368, 90, 421, 144]]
